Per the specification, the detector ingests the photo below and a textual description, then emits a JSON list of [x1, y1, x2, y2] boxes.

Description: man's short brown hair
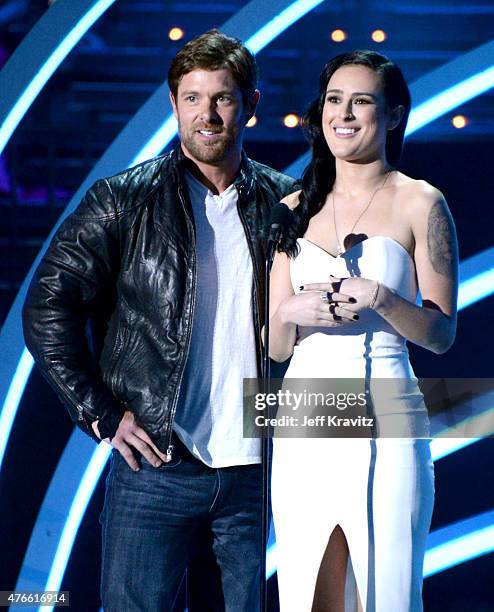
[[168, 29, 259, 104]]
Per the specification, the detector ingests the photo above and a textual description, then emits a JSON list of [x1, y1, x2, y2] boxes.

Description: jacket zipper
[[164, 180, 197, 458], [48, 366, 96, 434]]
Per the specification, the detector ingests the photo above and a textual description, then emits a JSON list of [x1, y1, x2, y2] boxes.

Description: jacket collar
[[171, 145, 255, 200]]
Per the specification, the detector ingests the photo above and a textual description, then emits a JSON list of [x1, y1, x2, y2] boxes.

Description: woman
[[269, 50, 458, 612]]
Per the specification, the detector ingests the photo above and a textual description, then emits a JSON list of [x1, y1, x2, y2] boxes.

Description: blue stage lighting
[[131, 116, 178, 167], [407, 66, 494, 136], [424, 510, 494, 577], [43, 443, 111, 603], [430, 437, 481, 461], [0, 0, 117, 156], [458, 267, 494, 310], [14, 429, 101, 595], [0, 348, 32, 468], [245, 0, 324, 53]]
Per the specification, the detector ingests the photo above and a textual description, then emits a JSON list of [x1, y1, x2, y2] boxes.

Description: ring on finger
[[320, 291, 334, 304]]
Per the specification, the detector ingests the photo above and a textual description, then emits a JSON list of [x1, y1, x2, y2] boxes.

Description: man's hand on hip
[[92, 411, 170, 471]]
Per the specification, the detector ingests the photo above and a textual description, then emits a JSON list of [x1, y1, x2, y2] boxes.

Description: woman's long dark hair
[[280, 50, 411, 257]]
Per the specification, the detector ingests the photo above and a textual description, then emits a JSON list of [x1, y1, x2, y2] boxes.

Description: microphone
[[267, 202, 293, 244], [261, 203, 294, 612]]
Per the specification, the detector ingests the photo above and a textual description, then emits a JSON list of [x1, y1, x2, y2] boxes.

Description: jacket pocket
[[102, 318, 130, 392]]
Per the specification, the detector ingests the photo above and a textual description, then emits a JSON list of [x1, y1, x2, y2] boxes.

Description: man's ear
[[388, 104, 405, 131], [245, 89, 260, 122], [169, 91, 178, 119]]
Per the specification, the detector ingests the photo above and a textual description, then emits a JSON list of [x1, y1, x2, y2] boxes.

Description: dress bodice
[[291, 236, 417, 300], [287, 235, 421, 383], [284, 235, 428, 428]]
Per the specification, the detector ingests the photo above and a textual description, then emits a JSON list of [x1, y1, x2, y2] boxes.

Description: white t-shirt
[[173, 171, 261, 467]]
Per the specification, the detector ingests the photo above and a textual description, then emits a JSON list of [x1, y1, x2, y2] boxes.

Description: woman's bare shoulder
[[394, 173, 455, 252], [280, 189, 302, 210], [394, 173, 446, 214]]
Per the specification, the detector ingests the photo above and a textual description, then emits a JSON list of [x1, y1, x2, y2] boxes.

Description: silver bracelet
[[369, 282, 380, 310]]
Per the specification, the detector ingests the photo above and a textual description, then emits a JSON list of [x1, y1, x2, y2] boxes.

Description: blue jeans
[[99, 437, 262, 611]]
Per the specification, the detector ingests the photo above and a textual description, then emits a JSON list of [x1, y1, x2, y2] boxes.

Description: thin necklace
[[332, 170, 393, 256]]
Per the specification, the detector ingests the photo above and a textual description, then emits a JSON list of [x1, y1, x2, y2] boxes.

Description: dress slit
[[311, 523, 364, 612]]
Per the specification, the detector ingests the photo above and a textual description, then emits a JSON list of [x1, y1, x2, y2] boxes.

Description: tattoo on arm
[[427, 200, 456, 275]]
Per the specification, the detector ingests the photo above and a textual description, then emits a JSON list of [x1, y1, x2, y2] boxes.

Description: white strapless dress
[[271, 237, 435, 612]]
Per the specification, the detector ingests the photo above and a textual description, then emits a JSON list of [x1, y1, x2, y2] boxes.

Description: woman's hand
[[338, 277, 380, 312], [279, 276, 359, 327], [299, 275, 380, 316]]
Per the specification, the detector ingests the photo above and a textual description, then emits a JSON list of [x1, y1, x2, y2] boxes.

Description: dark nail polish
[[299, 285, 304, 290], [353, 314, 359, 321], [349, 297, 357, 303]]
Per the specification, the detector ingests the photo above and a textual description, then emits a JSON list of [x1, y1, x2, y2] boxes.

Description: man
[[22, 30, 295, 611]]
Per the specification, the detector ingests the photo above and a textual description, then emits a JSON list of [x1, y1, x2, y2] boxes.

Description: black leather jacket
[[22, 147, 296, 454]]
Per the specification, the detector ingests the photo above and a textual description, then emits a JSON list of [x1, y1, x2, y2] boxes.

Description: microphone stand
[[260, 237, 278, 612]]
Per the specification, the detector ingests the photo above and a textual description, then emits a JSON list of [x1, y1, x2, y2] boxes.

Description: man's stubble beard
[[180, 126, 240, 165]]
